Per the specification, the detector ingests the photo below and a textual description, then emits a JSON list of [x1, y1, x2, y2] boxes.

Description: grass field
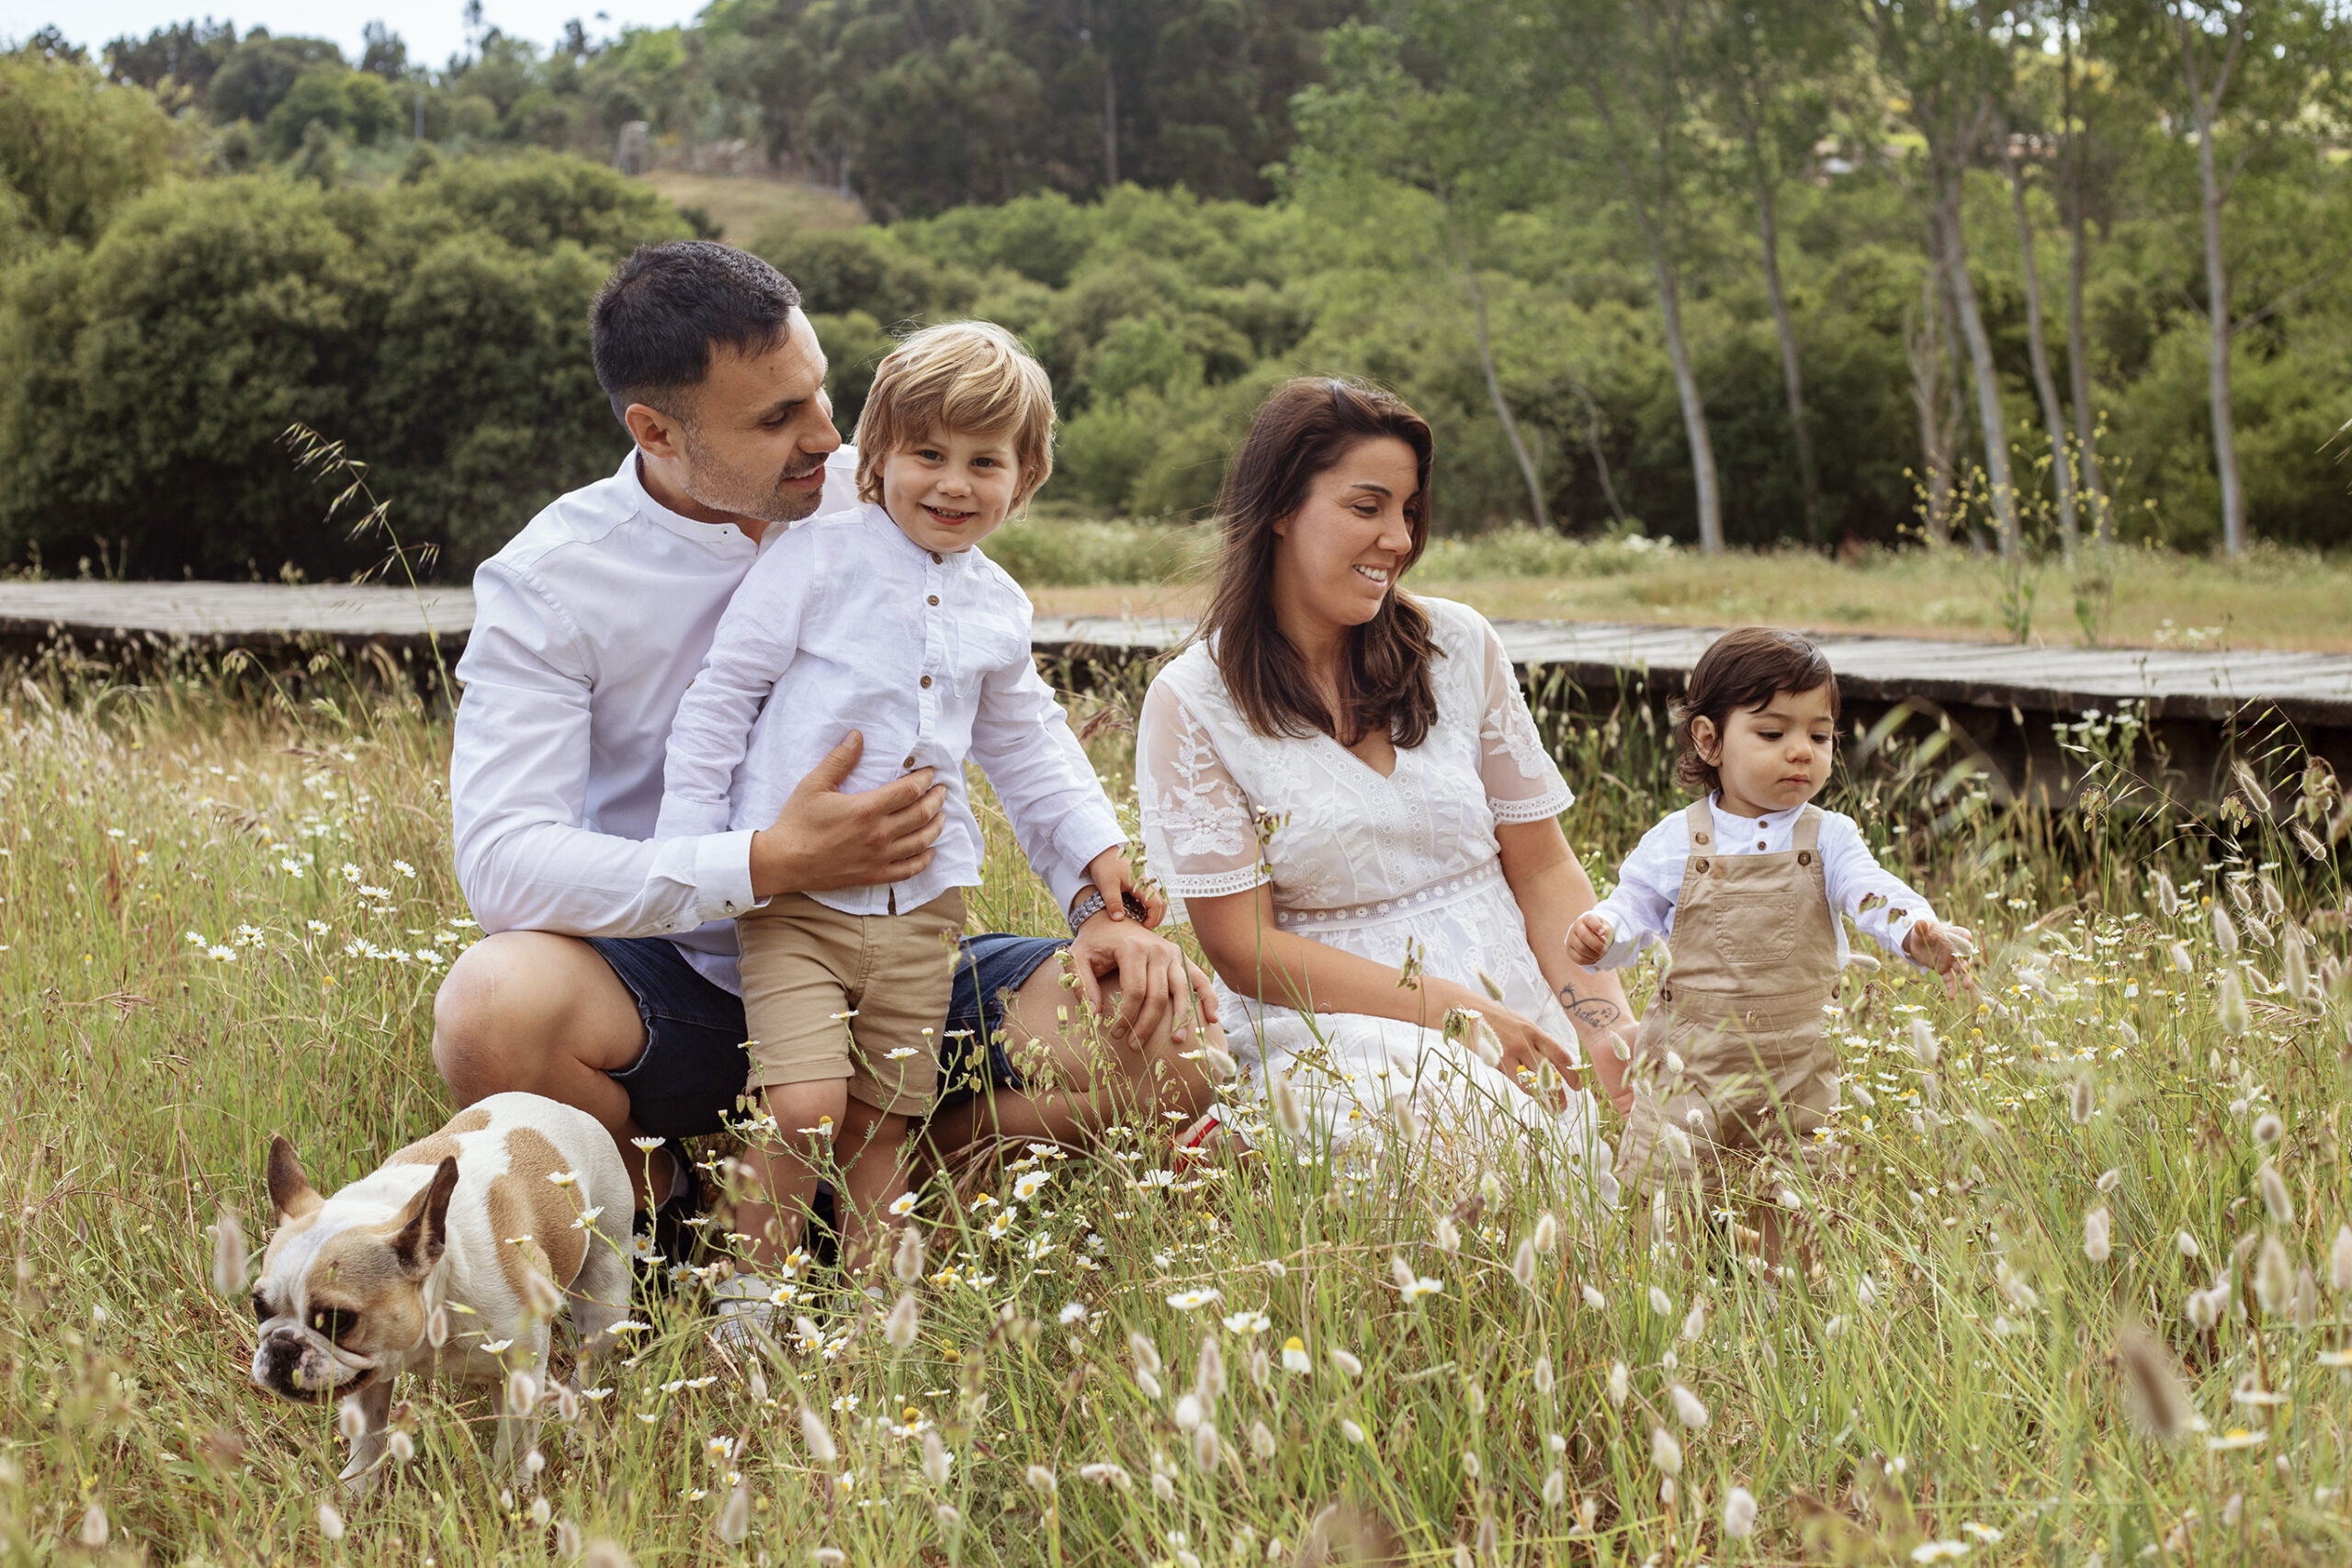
[[994, 515, 2352, 654], [2, 653, 2349, 1566], [641, 171, 865, 245]]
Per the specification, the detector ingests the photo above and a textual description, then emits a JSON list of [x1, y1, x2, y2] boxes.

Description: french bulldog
[[248, 1092, 635, 1494]]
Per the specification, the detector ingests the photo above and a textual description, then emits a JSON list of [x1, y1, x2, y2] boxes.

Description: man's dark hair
[[590, 242, 802, 429], [1670, 626, 1840, 795]]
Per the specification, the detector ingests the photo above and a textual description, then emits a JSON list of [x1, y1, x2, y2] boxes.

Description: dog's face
[[249, 1138, 458, 1404]]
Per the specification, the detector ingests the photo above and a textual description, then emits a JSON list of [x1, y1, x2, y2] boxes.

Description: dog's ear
[[267, 1136, 322, 1222], [389, 1157, 460, 1278]]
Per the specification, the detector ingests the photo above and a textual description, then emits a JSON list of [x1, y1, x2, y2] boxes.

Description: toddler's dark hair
[[1670, 626, 1840, 795]]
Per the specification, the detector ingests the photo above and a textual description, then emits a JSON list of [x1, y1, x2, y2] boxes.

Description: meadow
[[993, 515, 2352, 655], [2, 646, 2348, 1567]]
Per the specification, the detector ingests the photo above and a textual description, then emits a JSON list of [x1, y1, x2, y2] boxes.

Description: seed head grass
[[0, 651, 2347, 1562]]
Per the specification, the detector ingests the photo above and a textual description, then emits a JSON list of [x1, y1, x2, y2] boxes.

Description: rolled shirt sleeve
[[1819, 814, 1938, 965], [1582, 812, 1685, 970], [451, 559, 757, 939]]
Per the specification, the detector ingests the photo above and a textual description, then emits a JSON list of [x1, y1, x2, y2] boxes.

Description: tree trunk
[[2059, 7, 2111, 544], [2000, 130, 2080, 556], [2193, 101, 2245, 555], [1936, 153, 2020, 558], [1907, 237, 1959, 545], [1458, 253, 1551, 531], [1102, 58, 1119, 189], [1747, 130, 1822, 547], [1648, 241, 1723, 552]]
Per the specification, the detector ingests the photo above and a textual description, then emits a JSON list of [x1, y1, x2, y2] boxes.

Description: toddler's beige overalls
[[1612, 799, 1842, 1199]]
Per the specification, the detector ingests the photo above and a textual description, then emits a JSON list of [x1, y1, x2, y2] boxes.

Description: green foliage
[[0, 153, 688, 579], [206, 28, 345, 124], [0, 55, 175, 250]]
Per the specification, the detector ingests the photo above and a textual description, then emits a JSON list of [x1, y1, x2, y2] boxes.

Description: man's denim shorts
[[585, 931, 1068, 1139]]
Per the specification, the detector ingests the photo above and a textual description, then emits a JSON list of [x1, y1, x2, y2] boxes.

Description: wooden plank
[[6, 581, 2348, 726]]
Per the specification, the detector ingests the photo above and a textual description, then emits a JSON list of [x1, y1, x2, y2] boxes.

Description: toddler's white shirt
[[657, 502, 1124, 920], [1585, 795, 1936, 971]]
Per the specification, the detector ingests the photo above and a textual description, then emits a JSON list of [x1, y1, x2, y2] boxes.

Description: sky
[[1, 0, 708, 72]]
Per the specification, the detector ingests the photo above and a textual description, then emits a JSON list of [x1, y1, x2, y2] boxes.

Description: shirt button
[[920, 675, 933, 688], [903, 755, 917, 769], [930, 551, 943, 564], [927, 594, 939, 606]]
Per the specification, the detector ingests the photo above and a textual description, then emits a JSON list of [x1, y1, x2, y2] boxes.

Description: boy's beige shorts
[[734, 888, 966, 1117]]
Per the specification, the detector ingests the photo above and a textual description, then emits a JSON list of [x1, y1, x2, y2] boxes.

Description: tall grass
[[1, 647, 2347, 1566]]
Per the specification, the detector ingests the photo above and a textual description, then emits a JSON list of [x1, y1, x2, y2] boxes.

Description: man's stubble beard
[[678, 424, 827, 525]]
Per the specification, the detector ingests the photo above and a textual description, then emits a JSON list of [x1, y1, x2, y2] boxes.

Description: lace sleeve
[[1136, 675, 1267, 913], [1472, 613, 1574, 823]]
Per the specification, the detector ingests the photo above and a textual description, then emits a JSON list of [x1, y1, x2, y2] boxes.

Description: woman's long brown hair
[[1197, 377, 1440, 749]]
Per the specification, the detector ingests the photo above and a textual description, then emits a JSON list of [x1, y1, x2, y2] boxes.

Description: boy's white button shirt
[[1587, 795, 1936, 971], [656, 502, 1123, 931], [449, 446, 863, 994]]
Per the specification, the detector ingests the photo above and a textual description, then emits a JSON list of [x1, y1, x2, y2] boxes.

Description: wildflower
[[1013, 1169, 1052, 1201], [1167, 1288, 1221, 1312], [2254, 1111, 2284, 1147], [2116, 1322, 2190, 1443], [1910, 1543, 1967, 1563], [1650, 1426, 1682, 1476], [2259, 1162, 2295, 1225], [389, 1429, 414, 1462], [2256, 1236, 2294, 1315], [2154, 870, 2180, 918], [2208, 1427, 2266, 1451], [2214, 905, 2240, 955], [1268, 1068, 1307, 1139], [1197, 1337, 1227, 1401], [318, 1501, 345, 1541], [2097, 1168, 2121, 1193], [1433, 1214, 1461, 1254], [1129, 1331, 1162, 1374], [1907, 1017, 1939, 1066], [337, 1397, 368, 1441], [1340, 1418, 1366, 1445], [505, 1367, 539, 1415], [888, 1191, 920, 1217], [1223, 1308, 1270, 1334], [1670, 1382, 1709, 1429], [2219, 970, 2251, 1033], [2084, 1207, 2112, 1264], [1282, 1336, 1311, 1374], [1176, 1393, 1204, 1432], [209, 1206, 247, 1297], [2177, 1231, 2201, 1260], [1724, 1485, 1757, 1539], [1193, 1422, 1221, 1471], [1024, 1464, 1057, 1495], [2332, 1227, 2352, 1292], [1540, 1468, 1566, 1508], [886, 1292, 920, 1350], [1465, 1381, 1487, 1416], [799, 1407, 838, 1464], [1512, 1239, 1538, 1290], [1136, 1368, 1163, 1398], [1681, 1300, 1708, 1341], [1607, 1361, 1629, 1408], [921, 1429, 953, 1486], [1078, 1460, 1130, 1489], [1532, 1210, 1559, 1254], [1401, 1275, 1442, 1303], [1330, 1347, 1363, 1378]]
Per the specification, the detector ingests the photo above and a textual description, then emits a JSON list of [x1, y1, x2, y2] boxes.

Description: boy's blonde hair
[[854, 321, 1057, 511]]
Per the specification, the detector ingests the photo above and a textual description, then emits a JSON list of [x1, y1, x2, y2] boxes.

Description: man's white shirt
[[1585, 795, 1937, 972], [449, 446, 862, 993], [656, 501, 1122, 922]]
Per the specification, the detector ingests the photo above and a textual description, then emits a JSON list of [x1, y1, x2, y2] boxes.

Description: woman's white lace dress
[[1137, 597, 1614, 1190]]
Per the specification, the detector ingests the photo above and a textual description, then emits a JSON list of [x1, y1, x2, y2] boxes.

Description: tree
[[0, 53, 175, 248], [1859, 0, 2022, 557], [209, 29, 346, 124], [1700, 0, 1850, 547], [104, 18, 236, 109], [1290, 21, 1554, 529], [1541, 0, 1724, 550], [1994, 13, 2081, 556]]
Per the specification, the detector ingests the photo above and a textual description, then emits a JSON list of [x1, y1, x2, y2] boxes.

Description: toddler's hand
[[1905, 918, 1976, 998], [1565, 911, 1612, 968], [1081, 846, 1167, 929]]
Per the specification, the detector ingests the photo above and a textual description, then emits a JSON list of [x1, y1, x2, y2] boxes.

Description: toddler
[[657, 321, 1149, 1303], [1565, 626, 1972, 1204]]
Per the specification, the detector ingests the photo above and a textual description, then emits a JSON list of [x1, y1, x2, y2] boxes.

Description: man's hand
[[1065, 915, 1219, 1053], [748, 731, 946, 897], [1077, 846, 1168, 930], [1564, 911, 1612, 968], [1904, 918, 1977, 999]]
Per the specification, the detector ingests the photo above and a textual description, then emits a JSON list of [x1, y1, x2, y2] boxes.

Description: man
[[432, 241, 1218, 1246]]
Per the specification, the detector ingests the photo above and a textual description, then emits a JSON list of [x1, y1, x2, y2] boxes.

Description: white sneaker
[[709, 1273, 790, 1352]]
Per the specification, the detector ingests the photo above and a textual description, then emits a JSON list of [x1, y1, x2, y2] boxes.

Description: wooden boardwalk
[[6, 581, 2349, 728]]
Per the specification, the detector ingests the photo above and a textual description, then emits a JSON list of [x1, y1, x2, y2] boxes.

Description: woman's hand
[[1429, 982, 1584, 1104]]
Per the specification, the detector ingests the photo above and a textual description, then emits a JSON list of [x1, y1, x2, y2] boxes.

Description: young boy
[[1565, 626, 1973, 1210], [656, 321, 1152, 1315]]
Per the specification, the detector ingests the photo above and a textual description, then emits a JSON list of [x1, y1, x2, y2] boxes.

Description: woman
[[1137, 378, 1634, 1191]]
